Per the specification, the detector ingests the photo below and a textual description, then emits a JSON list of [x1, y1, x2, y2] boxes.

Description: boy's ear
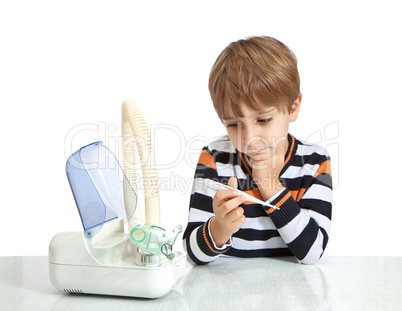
[[289, 93, 302, 122]]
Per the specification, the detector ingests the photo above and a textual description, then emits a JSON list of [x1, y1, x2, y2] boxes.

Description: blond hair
[[209, 36, 300, 119]]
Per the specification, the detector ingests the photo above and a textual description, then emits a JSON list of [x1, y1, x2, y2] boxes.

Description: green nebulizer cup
[[129, 224, 183, 260]]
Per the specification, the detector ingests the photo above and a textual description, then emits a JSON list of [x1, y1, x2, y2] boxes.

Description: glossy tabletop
[[1, 256, 401, 310]]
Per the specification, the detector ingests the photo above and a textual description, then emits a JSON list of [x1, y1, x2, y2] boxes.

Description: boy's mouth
[[247, 146, 270, 155]]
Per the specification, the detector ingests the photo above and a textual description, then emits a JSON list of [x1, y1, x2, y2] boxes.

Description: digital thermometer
[[203, 179, 280, 210]]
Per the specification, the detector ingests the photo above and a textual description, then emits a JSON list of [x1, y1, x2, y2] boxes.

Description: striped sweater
[[183, 133, 332, 265]]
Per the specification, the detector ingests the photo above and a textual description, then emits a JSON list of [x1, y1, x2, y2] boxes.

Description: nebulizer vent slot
[[64, 289, 84, 294]]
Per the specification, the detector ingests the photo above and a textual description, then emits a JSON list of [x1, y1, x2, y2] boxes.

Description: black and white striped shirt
[[183, 133, 332, 264]]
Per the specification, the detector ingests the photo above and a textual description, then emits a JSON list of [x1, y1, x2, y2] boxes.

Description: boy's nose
[[242, 126, 262, 148], [241, 125, 254, 144]]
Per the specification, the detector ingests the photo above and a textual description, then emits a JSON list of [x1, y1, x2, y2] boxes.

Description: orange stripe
[[241, 189, 277, 214], [290, 188, 306, 202], [284, 134, 295, 166], [202, 222, 226, 254], [265, 191, 292, 215], [198, 150, 217, 170], [275, 191, 291, 208], [240, 153, 253, 177], [265, 207, 276, 214], [242, 189, 264, 205], [314, 160, 332, 178]]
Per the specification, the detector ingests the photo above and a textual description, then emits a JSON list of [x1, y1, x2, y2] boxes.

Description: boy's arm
[[264, 156, 332, 264], [183, 148, 232, 265]]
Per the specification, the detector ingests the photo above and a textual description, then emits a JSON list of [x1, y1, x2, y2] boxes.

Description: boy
[[183, 36, 332, 265]]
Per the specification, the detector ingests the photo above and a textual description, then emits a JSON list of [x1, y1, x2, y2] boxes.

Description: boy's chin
[[246, 152, 271, 163]]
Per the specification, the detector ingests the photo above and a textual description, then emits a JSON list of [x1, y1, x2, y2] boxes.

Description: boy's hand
[[210, 177, 246, 248], [250, 142, 286, 201]]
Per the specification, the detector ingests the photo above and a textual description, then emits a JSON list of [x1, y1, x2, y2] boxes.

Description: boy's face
[[221, 94, 301, 162]]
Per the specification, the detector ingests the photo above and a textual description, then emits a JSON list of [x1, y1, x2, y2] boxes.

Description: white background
[[1, 0, 401, 256]]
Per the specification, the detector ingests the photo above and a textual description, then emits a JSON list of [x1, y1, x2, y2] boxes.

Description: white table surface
[[1, 256, 401, 310]]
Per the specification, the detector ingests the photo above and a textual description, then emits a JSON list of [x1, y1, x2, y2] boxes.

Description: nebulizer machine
[[48, 100, 186, 298]]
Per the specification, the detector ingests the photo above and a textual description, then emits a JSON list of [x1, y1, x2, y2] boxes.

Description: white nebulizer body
[[48, 100, 186, 299]]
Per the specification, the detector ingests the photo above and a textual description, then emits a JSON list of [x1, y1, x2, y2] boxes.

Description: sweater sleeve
[[265, 156, 332, 264], [183, 147, 232, 265]]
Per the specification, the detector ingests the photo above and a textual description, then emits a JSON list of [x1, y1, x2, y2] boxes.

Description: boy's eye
[[258, 118, 272, 124], [227, 122, 241, 128]]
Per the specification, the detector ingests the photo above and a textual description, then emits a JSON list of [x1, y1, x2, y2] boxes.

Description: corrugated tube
[[122, 99, 160, 228]]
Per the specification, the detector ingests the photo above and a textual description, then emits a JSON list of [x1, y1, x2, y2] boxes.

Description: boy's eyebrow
[[222, 108, 276, 122], [222, 117, 238, 122], [256, 107, 276, 115]]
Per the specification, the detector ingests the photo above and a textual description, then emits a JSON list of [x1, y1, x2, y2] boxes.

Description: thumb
[[228, 176, 238, 189]]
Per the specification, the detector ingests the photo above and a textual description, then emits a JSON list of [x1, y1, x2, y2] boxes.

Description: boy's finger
[[226, 206, 244, 223], [214, 189, 239, 204], [228, 176, 238, 189], [221, 195, 246, 213]]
